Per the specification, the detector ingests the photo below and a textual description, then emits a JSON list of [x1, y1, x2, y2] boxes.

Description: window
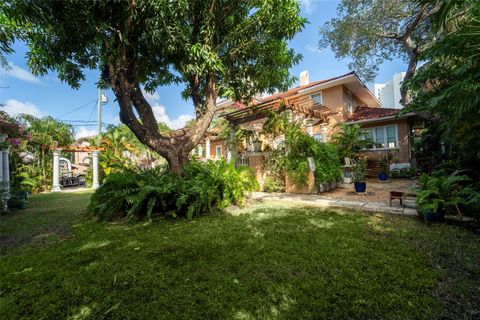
[[374, 127, 385, 148], [314, 133, 324, 142], [346, 90, 353, 113], [314, 125, 328, 143], [361, 125, 398, 150], [215, 145, 222, 159], [387, 125, 397, 148], [311, 92, 323, 105]]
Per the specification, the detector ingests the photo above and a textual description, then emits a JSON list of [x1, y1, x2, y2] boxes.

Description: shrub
[[415, 174, 480, 218], [263, 174, 285, 192], [263, 123, 342, 188], [88, 170, 145, 220], [390, 167, 416, 178], [88, 160, 258, 221], [313, 142, 343, 184]]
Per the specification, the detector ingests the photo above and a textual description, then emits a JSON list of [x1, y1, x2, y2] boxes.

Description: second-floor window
[[346, 90, 353, 113], [311, 92, 323, 105]]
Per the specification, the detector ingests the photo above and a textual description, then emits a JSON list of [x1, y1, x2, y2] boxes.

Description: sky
[[0, 0, 407, 139]]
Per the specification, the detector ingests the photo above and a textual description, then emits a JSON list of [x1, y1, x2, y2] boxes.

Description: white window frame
[[311, 92, 323, 105], [346, 90, 353, 113], [313, 125, 328, 143], [215, 145, 222, 159], [361, 124, 399, 150], [313, 133, 324, 142]]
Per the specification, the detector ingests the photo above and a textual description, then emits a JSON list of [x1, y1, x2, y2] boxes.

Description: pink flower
[[9, 138, 21, 146]]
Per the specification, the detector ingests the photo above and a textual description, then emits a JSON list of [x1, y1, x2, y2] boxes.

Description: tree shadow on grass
[[1, 205, 450, 319]]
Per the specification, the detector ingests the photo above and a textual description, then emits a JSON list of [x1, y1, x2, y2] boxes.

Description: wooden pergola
[[223, 95, 338, 126], [49, 146, 105, 192]]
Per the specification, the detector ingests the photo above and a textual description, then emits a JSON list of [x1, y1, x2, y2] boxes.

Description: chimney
[[300, 70, 309, 86]]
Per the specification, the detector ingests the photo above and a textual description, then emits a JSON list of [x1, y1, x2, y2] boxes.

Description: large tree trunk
[[105, 55, 217, 175], [400, 52, 418, 106], [164, 149, 191, 175]]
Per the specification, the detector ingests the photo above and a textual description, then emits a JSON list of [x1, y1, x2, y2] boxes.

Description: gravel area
[[319, 178, 417, 205]]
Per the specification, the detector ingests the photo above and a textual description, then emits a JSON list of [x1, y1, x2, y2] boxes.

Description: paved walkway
[[250, 191, 417, 216]]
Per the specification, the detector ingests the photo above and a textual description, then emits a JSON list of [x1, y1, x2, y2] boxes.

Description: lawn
[[0, 192, 479, 319]]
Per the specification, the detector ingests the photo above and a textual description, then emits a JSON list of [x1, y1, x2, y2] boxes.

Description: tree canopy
[[319, 0, 441, 102], [2, 0, 306, 173], [404, 0, 480, 172]]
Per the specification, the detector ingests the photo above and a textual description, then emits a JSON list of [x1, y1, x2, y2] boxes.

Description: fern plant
[[89, 160, 258, 221]]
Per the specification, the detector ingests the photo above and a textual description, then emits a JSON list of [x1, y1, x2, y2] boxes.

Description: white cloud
[[138, 88, 193, 129], [141, 87, 160, 103], [151, 104, 194, 129], [1, 62, 43, 84], [299, 0, 315, 14], [306, 43, 325, 54], [1, 99, 43, 118], [75, 127, 98, 140]]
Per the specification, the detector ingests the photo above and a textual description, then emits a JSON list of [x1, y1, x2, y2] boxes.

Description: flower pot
[[14, 191, 29, 200], [7, 198, 26, 210], [378, 172, 389, 182], [354, 182, 367, 193], [418, 208, 445, 223]]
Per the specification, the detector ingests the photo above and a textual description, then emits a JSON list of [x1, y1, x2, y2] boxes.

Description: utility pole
[[97, 87, 102, 144]]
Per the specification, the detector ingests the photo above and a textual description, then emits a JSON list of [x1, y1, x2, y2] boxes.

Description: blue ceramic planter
[[354, 182, 367, 193], [378, 172, 389, 182], [420, 209, 445, 223]]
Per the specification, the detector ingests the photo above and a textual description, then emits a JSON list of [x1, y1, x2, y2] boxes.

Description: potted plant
[[7, 196, 26, 210], [378, 155, 390, 182], [415, 175, 446, 222], [414, 174, 471, 223], [352, 160, 367, 193]]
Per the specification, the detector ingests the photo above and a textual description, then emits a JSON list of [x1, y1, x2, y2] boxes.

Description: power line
[[70, 122, 111, 127], [62, 120, 98, 123], [56, 98, 98, 119], [87, 100, 97, 123]]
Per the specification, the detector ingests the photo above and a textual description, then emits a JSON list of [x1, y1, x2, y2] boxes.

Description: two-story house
[[196, 71, 417, 183]]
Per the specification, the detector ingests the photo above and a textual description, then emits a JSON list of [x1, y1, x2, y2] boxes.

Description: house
[[196, 71, 419, 184]]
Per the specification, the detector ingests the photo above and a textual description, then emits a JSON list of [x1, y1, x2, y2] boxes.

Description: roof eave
[[346, 112, 416, 125], [297, 72, 381, 108]]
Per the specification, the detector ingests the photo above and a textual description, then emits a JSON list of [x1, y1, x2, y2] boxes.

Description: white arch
[[59, 157, 72, 172]]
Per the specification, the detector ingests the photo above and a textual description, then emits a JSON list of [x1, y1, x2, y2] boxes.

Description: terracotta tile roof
[[259, 71, 355, 104], [347, 107, 401, 122]]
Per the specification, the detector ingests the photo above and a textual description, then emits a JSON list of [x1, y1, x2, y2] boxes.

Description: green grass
[[0, 192, 479, 319]]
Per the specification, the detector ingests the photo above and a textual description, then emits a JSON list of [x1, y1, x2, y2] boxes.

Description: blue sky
[[0, 0, 407, 138]]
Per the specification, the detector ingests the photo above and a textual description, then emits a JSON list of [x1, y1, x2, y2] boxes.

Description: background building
[[373, 72, 406, 109]]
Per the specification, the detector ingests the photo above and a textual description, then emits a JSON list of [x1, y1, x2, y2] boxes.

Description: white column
[[51, 149, 62, 192], [197, 144, 203, 158], [205, 138, 211, 160], [306, 119, 314, 136], [92, 150, 100, 190], [227, 129, 235, 163]]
